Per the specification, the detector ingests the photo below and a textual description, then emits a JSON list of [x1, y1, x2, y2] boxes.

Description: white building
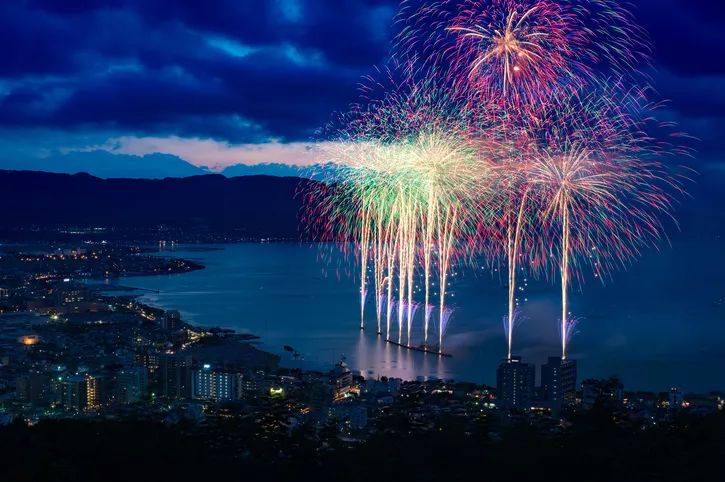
[[191, 365, 242, 401]]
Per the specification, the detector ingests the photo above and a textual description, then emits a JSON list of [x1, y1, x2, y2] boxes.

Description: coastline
[[87, 250, 285, 367]]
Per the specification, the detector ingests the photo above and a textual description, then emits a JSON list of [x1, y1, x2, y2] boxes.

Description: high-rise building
[[158, 354, 191, 399], [240, 373, 259, 399], [330, 359, 354, 402], [541, 356, 577, 410], [85, 374, 107, 409], [191, 365, 242, 401], [496, 356, 535, 409], [60, 375, 88, 411]]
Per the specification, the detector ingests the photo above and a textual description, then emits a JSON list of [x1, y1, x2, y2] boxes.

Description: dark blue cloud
[[0, 0, 397, 142], [0, 0, 723, 157]]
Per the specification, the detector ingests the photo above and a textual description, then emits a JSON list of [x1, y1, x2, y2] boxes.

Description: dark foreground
[[1, 408, 722, 482]]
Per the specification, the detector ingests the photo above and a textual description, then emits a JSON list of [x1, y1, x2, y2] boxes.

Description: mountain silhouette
[[0, 170, 318, 238]]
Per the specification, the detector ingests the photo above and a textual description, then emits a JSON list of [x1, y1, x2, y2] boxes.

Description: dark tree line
[[0, 407, 722, 482]]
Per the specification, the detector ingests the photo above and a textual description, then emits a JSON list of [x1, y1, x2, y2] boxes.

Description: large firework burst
[[301, 0, 689, 363], [522, 82, 687, 359], [396, 0, 649, 107], [308, 70, 495, 352]]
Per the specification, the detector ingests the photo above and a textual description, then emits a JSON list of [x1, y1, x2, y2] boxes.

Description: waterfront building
[[365, 377, 402, 396], [191, 365, 242, 401], [330, 359, 353, 402], [496, 356, 535, 409], [134, 351, 160, 376]]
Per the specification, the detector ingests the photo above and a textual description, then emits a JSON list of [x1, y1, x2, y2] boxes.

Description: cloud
[[0, 149, 207, 179], [0, 0, 723, 171], [0, 0, 394, 144], [81, 136, 338, 170]]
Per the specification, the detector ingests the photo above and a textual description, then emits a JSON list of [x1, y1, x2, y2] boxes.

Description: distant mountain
[[0, 165, 718, 241], [0, 151, 209, 179], [221, 163, 311, 178], [220, 162, 342, 180], [0, 153, 341, 180], [0, 170, 317, 238]]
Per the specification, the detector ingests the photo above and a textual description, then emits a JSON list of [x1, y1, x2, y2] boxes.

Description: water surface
[[120, 240, 724, 392]]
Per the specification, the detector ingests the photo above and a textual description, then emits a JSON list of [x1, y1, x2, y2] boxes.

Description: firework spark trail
[[389, 299, 398, 342], [525, 84, 688, 358], [402, 191, 418, 345], [560, 199, 570, 359], [558, 314, 580, 354], [439, 307, 455, 353], [407, 302, 421, 346], [405, 206, 417, 347], [506, 189, 529, 359], [359, 206, 372, 330], [385, 205, 398, 342], [386, 271, 394, 340], [310, 65, 490, 353], [373, 212, 387, 335], [300, 1, 689, 361], [421, 192, 436, 345], [360, 287, 368, 330], [396, 196, 409, 345], [497, 166, 532, 360], [376, 292, 386, 334], [424, 303, 435, 346], [503, 307, 523, 355], [437, 204, 458, 352], [530, 144, 624, 359]]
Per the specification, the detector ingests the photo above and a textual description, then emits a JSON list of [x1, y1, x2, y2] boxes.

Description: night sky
[[0, 0, 723, 176]]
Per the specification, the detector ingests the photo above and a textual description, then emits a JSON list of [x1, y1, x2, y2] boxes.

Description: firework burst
[[396, 0, 649, 107], [308, 70, 494, 352], [300, 0, 689, 363], [523, 82, 687, 359]]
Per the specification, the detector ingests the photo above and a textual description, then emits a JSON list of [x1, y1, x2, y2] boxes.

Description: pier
[[385, 339, 452, 357]]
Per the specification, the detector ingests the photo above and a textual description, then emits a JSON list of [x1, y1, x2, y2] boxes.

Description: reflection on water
[[120, 242, 725, 391], [354, 331, 449, 381]]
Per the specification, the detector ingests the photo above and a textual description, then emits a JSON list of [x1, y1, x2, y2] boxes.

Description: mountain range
[[0, 151, 326, 179], [0, 165, 720, 242], [0, 170, 317, 238]]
